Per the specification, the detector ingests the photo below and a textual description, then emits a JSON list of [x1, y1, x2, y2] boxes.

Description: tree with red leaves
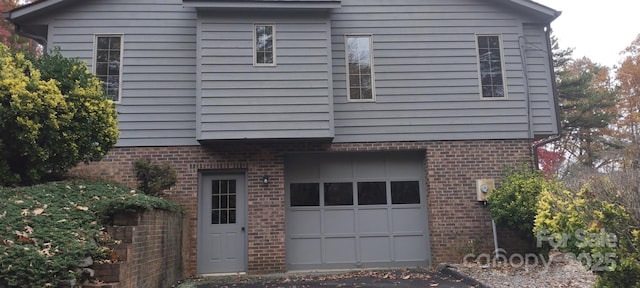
[[536, 146, 564, 178], [0, 0, 38, 56]]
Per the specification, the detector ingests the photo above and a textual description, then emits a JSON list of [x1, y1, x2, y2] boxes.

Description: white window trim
[[474, 33, 509, 100], [93, 33, 124, 104], [253, 24, 277, 67], [345, 34, 376, 102]]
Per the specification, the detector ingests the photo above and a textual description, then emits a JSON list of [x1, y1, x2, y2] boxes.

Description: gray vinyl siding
[[197, 12, 333, 140], [34, 0, 558, 146], [523, 23, 558, 136], [330, 0, 556, 142], [45, 0, 198, 147]]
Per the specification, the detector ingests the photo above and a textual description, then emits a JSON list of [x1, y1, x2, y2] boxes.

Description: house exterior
[[6, 0, 560, 276]]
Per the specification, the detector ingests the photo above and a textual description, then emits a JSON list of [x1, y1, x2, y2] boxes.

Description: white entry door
[[198, 174, 246, 274]]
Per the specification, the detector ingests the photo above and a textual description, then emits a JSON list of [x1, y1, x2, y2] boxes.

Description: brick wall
[[70, 139, 532, 275], [88, 210, 184, 288]]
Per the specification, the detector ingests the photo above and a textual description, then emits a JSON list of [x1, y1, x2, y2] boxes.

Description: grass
[[0, 180, 182, 287]]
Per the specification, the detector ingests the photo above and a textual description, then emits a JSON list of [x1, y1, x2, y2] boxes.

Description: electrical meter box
[[476, 179, 495, 202]]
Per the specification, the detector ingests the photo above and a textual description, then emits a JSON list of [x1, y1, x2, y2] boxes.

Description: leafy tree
[[613, 34, 640, 169], [549, 34, 618, 170], [0, 46, 119, 186], [557, 57, 617, 168]]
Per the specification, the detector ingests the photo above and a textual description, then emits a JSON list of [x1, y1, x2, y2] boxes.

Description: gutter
[[532, 24, 562, 169]]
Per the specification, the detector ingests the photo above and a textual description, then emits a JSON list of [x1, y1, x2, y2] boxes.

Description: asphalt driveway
[[178, 268, 485, 288]]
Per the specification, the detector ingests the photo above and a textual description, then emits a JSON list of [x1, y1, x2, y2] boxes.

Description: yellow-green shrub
[[535, 177, 639, 286], [0, 45, 118, 186]]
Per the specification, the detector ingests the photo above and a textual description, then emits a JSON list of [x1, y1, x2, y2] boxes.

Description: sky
[[534, 0, 639, 68]]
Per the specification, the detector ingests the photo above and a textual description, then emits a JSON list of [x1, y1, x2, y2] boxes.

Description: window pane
[[212, 180, 220, 195], [212, 195, 220, 209], [229, 210, 236, 224], [229, 195, 236, 208], [96, 63, 108, 75], [96, 50, 108, 62], [350, 88, 361, 100], [488, 36, 500, 49], [357, 182, 387, 205], [391, 181, 421, 204], [212, 210, 220, 224], [264, 52, 273, 64], [228, 180, 236, 194], [221, 195, 228, 209], [349, 75, 361, 87], [494, 86, 505, 97], [108, 37, 121, 50], [220, 210, 228, 224], [97, 38, 109, 49], [324, 183, 353, 206], [221, 180, 228, 193], [361, 88, 373, 99], [477, 36, 489, 49], [360, 75, 372, 89], [290, 183, 320, 206]]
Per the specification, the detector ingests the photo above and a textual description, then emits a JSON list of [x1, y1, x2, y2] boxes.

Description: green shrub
[[488, 164, 549, 237], [0, 180, 182, 287], [133, 159, 177, 196], [0, 46, 119, 186]]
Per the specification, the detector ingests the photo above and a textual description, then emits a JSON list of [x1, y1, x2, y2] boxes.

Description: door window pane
[[357, 182, 387, 205], [324, 182, 353, 206], [391, 181, 421, 204], [211, 179, 237, 224], [290, 183, 320, 206]]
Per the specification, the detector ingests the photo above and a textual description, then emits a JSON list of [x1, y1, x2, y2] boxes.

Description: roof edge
[[182, 0, 341, 9], [5, 0, 68, 23]]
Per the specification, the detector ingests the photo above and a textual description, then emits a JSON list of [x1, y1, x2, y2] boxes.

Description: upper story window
[[254, 24, 276, 66], [94, 34, 123, 102], [346, 35, 375, 101], [476, 34, 507, 98]]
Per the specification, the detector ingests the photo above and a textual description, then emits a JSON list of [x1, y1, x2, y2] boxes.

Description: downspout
[[532, 25, 562, 169], [15, 25, 48, 48], [518, 35, 534, 140]]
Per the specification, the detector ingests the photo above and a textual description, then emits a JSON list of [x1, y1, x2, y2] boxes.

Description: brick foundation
[[70, 139, 532, 276]]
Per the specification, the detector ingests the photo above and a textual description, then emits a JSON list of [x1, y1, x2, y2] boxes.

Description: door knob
[[241, 227, 245, 231]]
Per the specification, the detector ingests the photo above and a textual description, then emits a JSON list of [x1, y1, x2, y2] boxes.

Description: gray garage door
[[285, 152, 431, 270]]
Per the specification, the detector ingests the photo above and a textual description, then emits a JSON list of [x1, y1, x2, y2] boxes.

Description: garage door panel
[[319, 157, 353, 179], [324, 210, 356, 234], [386, 154, 424, 178], [325, 238, 357, 263], [289, 238, 322, 265], [394, 236, 428, 261], [358, 209, 389, 234], [353, 156, 387, 178], [392, 208, 425, 233], [286, 157, 319, 180], [288, 210, 321, 236], [360, 237, 391, 262]]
